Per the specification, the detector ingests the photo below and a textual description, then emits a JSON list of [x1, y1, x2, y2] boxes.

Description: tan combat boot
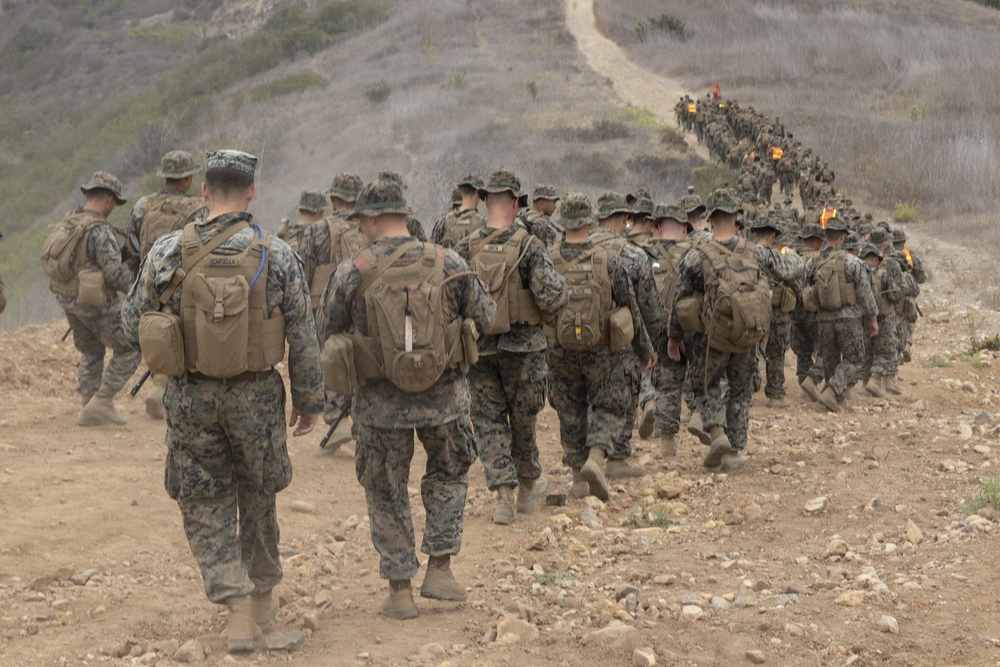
[[225, 595, 263, 653], [703, 426, 734, 468], [516, 474, 549, 514], [381, 580, 418, 620], [637, 400, 656, 439], [817, 386, 841, 413], [901, 344, 912, 363], [78, 385, 128, 426], [864, 375, 884, 398], [420, 555, 467, 601], [580, 448, 610, 501], [766, 397, 790, 409], [568, 470, 589, 499], [884, 375, 903, 395], [145, 373, 167, 420], [492, 486, 516, 525], [606, 459, 644, 479], [800, 377, 820, 402], [81, 393, 94, 407], [658, 433, 677, 458], [720, 450, 748, 471], [250, 590, 279, 631], [687, 411, 712, 446]]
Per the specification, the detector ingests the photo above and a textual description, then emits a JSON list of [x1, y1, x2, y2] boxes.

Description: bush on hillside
[[363, 79, 392, 103]]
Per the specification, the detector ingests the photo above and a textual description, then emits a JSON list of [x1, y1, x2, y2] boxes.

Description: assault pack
[[138, 192, 206, 259], [467, 226, 541, 335], [649, 240, 691, 316], [676, 239, 772, 353], [438, 208, 486, 249], [309, 216, 367, 311], [549, 244, 631, 351], [40, 210, 115, 307], [138, 218, 286, 378], [802, 250, 857, 313]]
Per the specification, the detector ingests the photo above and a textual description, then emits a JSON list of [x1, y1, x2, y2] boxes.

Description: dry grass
[[596, 0, 1000, 224]]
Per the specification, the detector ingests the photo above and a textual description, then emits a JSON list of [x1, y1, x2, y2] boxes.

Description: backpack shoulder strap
[[468, 225, 509, 260], [159, 218, 250, 306], [355, 240, 420, 299]]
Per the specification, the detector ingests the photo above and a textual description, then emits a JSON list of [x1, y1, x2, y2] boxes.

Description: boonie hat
[[558, 193, 595, 230], [350, 179, 410, 219], [80, 171, 127, 205], [704, 187, 742, 217], [298, 190, 327, 213], [157, 150, 200, 179], [596, 192, 631, 220], [328, 173, 363, 202]]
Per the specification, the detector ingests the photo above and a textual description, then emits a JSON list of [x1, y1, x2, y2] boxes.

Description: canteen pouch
[[801, 284, 820, 313], [322, 333, 357, 396], [76, 269, 106, 307], [189, 273, 250, 378], [780, 286, 797, 313], [460, 318, 480, 373], [138, 310, 185, 376], [608, 306, 634, 352], [675, 294, 704, 333]]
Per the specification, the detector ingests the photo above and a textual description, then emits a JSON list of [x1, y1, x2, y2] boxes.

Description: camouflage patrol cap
[[378, 170, 406, 189], [205, 150, 257, 177], [531, 184, 560, 201], [328, 173, 363, 202], [892, 228, 907, 243], [825, 217, 849, 232], [350, 179, 410, 219], [456, 174, 484, 189], [80, 171, 127, 204], [860, 243, 882, 260], [704, 187, 742, 217], [799, 223, 825, 241], [156, 150, 200, 179], [652, 203, 690, 228], [478, 169, 521, 200], [558, 193, 595, 230], [844, 233, 861, 251], [596, 192, 631, 220], [869, 228, 890, 246], [298, 189, 327, 213]]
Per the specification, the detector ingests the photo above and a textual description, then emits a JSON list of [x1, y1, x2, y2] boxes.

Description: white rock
[[496, 618, 539, 644], [290, 500, 316, 514], [746, 649, 766, 664], [905, 519, 924, 545], [876, 615, 899, 634], [680, 605, 704, 621], [835, 590, 866, 607], [173, 639, 204, 664], [785, 623, 805, 637], [633, 647, 657, 667], [581, 621, 640, 650], [804, 497, 827, 513]]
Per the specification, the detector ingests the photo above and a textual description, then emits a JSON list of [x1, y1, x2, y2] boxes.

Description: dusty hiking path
[[2, 3, 1000, 667]]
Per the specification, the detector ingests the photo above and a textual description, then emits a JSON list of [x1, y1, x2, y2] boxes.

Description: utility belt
[[187, 370, 272, 383]]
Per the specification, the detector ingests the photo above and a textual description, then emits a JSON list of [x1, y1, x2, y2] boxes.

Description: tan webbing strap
[[355, 240, 420, 300], [158, 220, 250, 306], [468, 225, 511, 260]]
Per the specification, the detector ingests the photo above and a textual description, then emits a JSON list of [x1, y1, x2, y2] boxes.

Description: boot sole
[[419, 585, 467, 602], [638, 408, 655, 439], [703, 438, 731, 468], [687, 424, 712, 446], [818, 396, 841, 413], [581, 461, 609, 501], [145, 396, 164, 420], [606, 464, 644, 479], [492, 509, 514, 525], [380, 606, 419, 620], [800, 383, 820, 402], [516, 477, 550, 513], [864, 385, 884, 398], [568, 483, 589, 499]]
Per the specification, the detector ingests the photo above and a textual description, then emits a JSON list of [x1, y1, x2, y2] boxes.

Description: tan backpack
[[139, 219, 286, 378], [309, 216, 368, 310], [350, 241, 469, 393], [40, 210, 115, 305], [649, 240, 691, 317], [439, 208, 486, 249], [803, 250, 857, 313], [468, 226, 542, 335], [550, 244, 615, 351], [696, 239, 773, 353], [138, 192, 206, 259]]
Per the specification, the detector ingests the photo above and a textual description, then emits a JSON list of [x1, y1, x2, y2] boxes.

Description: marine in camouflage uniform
[[430, 175, 485, 249], [858, 236, 903, 397], [453, 170, 567, 525], [121, 151, 324, 651], [547, 194, 643, 500], [626, 191, 659, 438], [803, 218, 878, 412], [297, 173, 364, 437], [668, 189, 801, 470], [276, 189, 327, 255], [521, 184, 563, 247], [892, 228, 924, 362], [590, 192, 661, 478], [791, 223, 825, 399], [749, 215, 805, 407], [46, 172, 141, 425], [316, 179, 495, 621], [126, 151, 208, 420]]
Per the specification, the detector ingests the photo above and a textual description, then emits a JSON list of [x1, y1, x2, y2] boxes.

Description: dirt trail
[[564, 0, 709, 162]]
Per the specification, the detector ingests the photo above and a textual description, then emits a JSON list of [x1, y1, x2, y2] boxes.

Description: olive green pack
[[468, 226, 542, 335]]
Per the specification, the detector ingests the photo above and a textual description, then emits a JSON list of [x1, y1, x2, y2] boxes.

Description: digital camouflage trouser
[[791, 314, 823, 385], [687, 335, 755, 451], [468, 351, 545, 491], [163, 372, 291, 604], [612, 348, 642, 461], [65, 299, 142, 399], [355, 418, 476, 581], [818, 317, 866, 397], [865, 312, 900, 379], [764, 310, 792, 399], [652, 339, 688, 437]]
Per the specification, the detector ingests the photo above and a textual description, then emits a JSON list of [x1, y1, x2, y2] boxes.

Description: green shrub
[[972, 0, 1000, 9], [527, 80, 538, 100], [250, 72, 328, 101], [962, 479, 1000, 515], [691, 163, 739, 193], [363, 79, 391, 103], [893, 200, 921, 222], [970, 333, 1000, 354], [442, 73, 467, 90], [635, 14, 692, 43]]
